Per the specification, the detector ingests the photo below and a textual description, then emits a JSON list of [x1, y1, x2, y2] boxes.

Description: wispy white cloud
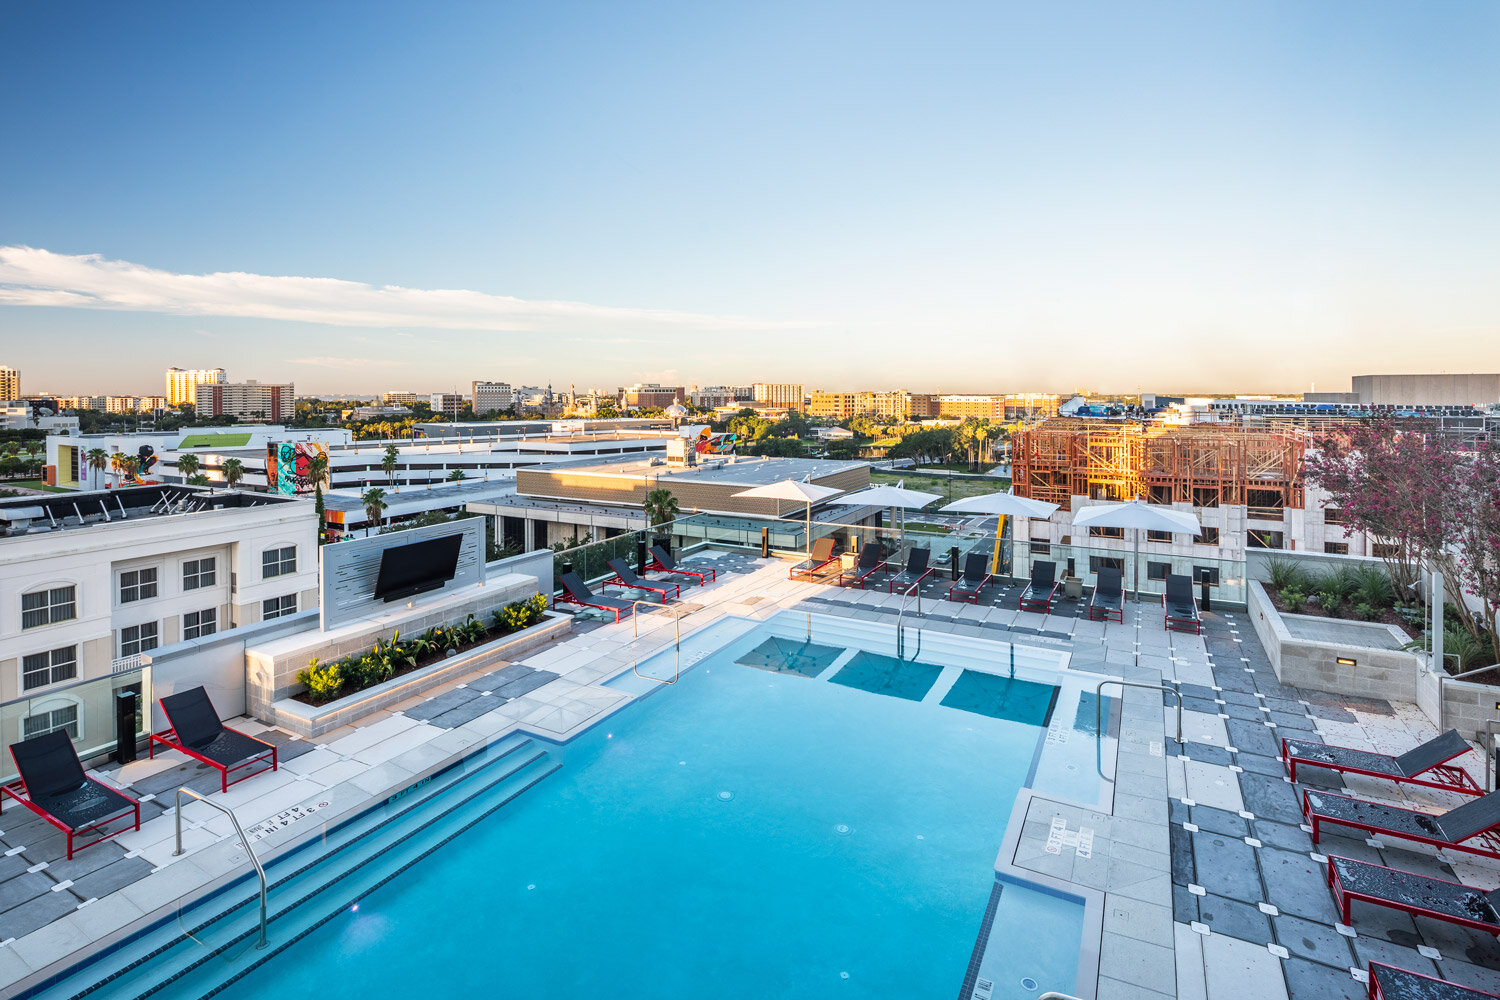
[[0, 246, 805, 335]]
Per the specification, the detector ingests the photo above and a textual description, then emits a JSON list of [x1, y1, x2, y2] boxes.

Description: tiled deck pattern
[[3, 545, 1498, 1000]]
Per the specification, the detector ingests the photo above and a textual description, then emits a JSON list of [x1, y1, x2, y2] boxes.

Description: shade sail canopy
[[1072, 501, 1202, 536], [836, 482, 942, 510], [731, 479, 844, 504], [940, 491, 1059, 519]]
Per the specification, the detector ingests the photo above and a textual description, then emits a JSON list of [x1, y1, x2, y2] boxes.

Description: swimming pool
[[33, 612, 1108, 1000]]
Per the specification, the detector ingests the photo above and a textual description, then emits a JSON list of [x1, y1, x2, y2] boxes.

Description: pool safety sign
[[235, 800, 331, 848], [1044, 815, 1094, 859]]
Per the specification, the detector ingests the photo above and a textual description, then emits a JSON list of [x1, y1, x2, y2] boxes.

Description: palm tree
[[176, 452, 200, 482], [121, 456, 140, 483], [361, 487, 388, 534], [186, 473, 210, 487], [382, 443, 400, 485], [222, 457, 244, 489], [86, 447, 109, 489], [306, 452, 331, 541], [110, 451, 128, 486], [447, 468, 466, 481], [644, 488, 680, 529]]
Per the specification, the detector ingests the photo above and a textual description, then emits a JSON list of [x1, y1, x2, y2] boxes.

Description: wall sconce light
[[1336, 657, 1356, 666]]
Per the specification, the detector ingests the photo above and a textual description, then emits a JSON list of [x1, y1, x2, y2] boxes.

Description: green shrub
[[1316, 591, 1341, 612], [296, 658, 344, 703], [1315, 565, 1359, 603], [1354, 602, 1378, 620], [493, 593, 548, 633], [1352, 565, 1394, 608], [1265, 556, 1309, 594], [1280, 589, 1306, 610]]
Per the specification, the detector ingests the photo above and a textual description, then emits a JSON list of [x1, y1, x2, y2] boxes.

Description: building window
[[1372, 542, 1399, 559], [22, 703, 79, 741], [1146, 530, 1172, 543], [1248, 530, 1284, 550], [1147, 561, 1171, 581], [1324, 506, 1347, 526], [1192, 566, 1221, 586], [262, 546, 297, 579], [1195, 527, 1220, 546], [119, 567, 158, 603], [22, 646, 78, 691], [1029, 541, 1052, 556], [1088, 526, 1124, 539], [183, 557, 217, 591], [120, 622, 160, 658], [22, 586, 76, 629], [1324, 542, 1349, 555], [183, 608, 218, 639], [1088, 555, 1124, 574], [263, 595, 297, 620]]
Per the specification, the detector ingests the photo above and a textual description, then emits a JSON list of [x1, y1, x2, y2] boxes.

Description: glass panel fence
[[0, 666, 152, 785]]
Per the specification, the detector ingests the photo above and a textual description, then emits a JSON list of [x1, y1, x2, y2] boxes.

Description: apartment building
[[937, 394, 1061, 420], [384, 391, 420, 406], [165, 367, 227, 406], [471, 381, 514, 414], [0, 486, 318, 718], [105, 396, 140, 414], [196, 381, 294, 422], [430, 392, 465, 418], [621, 384, 685, 408], [752, 383, 805, 411], [0, 366, 18, 401], [690, 385, 753, 409], [808, 391, 867, 420]]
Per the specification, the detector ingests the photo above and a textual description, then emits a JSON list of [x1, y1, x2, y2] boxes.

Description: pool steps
[[25, 732, 560, 1000]]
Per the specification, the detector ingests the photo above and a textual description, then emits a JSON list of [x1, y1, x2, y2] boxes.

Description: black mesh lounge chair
[[789, 537, 838, 580], [1162, 574, 1201, 634], [649, 545, 716, 585], [2, 731, 140, 860], [838, 542, 886, 588], [1018, 560, 1059, 612], [603, 558, 680, 603], [1327, 855, 1500, 935], [557, 571, 634, 623], [1284, 730, 1481, 795], [947, 552, 992, 604], [1089, 567, 1124, 623], [1303, 787, 1500, 860], [887, 548, 933, 594], [150, 686, 278, 793], [1367, 962, 1500, 1000]]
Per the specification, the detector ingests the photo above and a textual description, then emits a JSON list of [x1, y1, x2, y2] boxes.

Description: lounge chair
[[649, 544, 716, 585], [2, 731, 140, 860], [887, 547, 933, 594], [1163, 574, 1201, 634], [1089, 566, 1124, 623], [603, 557, 680, 603], [789, 537, 839, 581], [1327, 855, 1500, 935], [947, 552, 992, 603], [557, 571, 634, 623], [1303, 787, 1500, 860], [838, 542, 887, 588], [1018, 560, 1059, 612], [1367, 962, 1500, 1000], [149, 686, 278, 793], [1283, 729, 1481, 795]]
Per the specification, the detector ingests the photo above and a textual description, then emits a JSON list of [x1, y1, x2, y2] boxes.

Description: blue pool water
[[203, 613, 1097, 999]]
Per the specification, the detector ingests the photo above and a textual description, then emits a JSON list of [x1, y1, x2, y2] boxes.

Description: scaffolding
[[1013, 420, 1306, 513]]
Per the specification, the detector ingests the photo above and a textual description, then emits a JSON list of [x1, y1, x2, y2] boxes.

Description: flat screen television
[[373, 533, 463, 602]]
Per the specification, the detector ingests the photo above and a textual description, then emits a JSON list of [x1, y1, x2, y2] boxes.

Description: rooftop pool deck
[[2, 548, 1498, 1000]]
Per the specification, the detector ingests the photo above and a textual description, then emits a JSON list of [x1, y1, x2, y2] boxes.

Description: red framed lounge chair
[[1367, 962, 1500, 1000], [1328, 854, 1500, 936], [603, 557, 680, 603], [1089, 566, 1124, 623], [789, 537, 838, 581], [838, 542, 887, 588], [1283, 729, 1481, 795], [1163, 573, 1201, 634], [887, 548, 933, 594], [557, 571, 634, 622], [1303, 787, 1500, 860], [2, 731, 140, 860], [1018, 560, 1059, 612], [947, 552, 992, 604], [149, 686, 278, 793], [649, 545, 716, 585]]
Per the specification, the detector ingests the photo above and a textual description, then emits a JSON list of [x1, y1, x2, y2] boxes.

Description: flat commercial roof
[[323, 479, 519, 519], [529, 455, 869, 487]]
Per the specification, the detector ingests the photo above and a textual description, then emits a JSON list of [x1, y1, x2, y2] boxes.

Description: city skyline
[[3, 2, 1499, 394]]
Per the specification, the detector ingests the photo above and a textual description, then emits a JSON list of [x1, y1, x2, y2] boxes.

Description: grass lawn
[[2, 479, 70, 493], [870, 470, 1011, 507]]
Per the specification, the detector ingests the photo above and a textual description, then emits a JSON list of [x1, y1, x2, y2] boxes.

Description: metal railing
[[172, 787, 268, 950], [894, 581, 922, 659], [1095, 679, 1184, 747], [630, 600, 700, 685]]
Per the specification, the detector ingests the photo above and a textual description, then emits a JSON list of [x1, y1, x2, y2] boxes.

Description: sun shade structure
[[1071, 501, 1202, 602], [939, 491, 1059, 519], [836, 480, 941, 554], [732, 478, 843, 558]]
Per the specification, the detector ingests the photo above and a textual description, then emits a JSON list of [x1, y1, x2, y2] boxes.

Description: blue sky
[[2, 1, 1497, 396]]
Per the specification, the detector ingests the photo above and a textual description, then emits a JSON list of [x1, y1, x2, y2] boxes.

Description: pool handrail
[[172, 786, 268, 949], [1094, 679, 1184, 746]]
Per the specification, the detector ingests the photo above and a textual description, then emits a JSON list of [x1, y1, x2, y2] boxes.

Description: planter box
[[263, 612, 572, 737]]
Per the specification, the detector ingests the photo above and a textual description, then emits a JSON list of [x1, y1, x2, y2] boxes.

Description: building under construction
[[1014, 420, 1307, 514]]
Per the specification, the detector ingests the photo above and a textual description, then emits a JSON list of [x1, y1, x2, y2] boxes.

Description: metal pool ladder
[[630, 600, 695, 684], [895, 582, 922, 659], [172, 787, 268, 949]]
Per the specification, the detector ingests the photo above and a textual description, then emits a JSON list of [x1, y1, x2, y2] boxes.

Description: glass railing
[[0, 665, 152, 785]]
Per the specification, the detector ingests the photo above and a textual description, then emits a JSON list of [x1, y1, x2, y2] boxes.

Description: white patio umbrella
[[733, 478, 844, 557], [1071, 501, 1202, 602], [940, 490, 1060, 576], [836, 481, 943, 554]]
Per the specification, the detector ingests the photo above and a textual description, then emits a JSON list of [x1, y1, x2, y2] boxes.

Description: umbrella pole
[[1133, 529, 1141, 603], [806, 500, 811, 559]]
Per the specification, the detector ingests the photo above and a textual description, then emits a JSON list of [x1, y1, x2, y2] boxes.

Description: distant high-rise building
[[139, 395, 168, 412], [105, 395, 140, 414], [196, 380, 293, 421], [430, 392, 465, 419], [471, 381, 513, 414], [166, 367, 227, 406], [752, 383, 805, 412], [384, 390, 420, 406], [620, 383, 686, 409], [0, 366, 18, 401]]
